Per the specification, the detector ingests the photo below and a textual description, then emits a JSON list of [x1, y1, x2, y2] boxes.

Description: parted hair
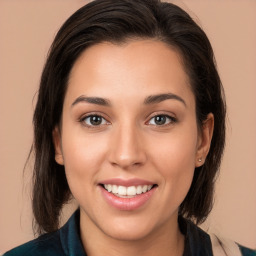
[[32, 0, 226, 234]]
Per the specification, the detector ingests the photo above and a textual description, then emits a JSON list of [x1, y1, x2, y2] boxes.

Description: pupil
[[90, 116, 102, 125], [155, 115, 166, 125]]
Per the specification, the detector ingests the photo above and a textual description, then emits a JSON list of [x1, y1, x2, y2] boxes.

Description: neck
[[80, 211, 184, 256]]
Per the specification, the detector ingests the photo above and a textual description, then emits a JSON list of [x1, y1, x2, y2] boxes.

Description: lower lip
[[100, 186, 156, 211]]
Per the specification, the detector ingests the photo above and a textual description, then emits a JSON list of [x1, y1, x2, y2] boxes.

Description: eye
[[148, 115, 176, 126], [81, 115, 108, 127]]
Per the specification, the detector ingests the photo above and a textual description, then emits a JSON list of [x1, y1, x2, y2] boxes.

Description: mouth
[[100, 184, 157, 198], [98, 178, 158, 210]]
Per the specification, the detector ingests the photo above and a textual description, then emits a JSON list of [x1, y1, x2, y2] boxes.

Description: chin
[[104, 225, 153, 242], [98, 215, 159, 242]]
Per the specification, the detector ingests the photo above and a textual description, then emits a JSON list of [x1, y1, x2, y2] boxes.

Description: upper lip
[[99, 178, 155, 187]]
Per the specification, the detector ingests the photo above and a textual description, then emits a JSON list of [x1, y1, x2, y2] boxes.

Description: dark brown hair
[[32, 0, 226, 234]]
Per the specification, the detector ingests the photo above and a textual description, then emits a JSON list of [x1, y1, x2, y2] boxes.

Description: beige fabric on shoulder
[[210, 233, 242, 256]]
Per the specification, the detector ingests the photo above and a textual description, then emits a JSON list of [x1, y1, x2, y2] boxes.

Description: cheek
[[149, 127, 198, 199], [157, 144, 195, 190], [151, 128, 198, 171], [61, 130, 109, 189]]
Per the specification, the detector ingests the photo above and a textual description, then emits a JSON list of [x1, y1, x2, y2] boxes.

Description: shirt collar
[[179, 216, 213, 256], [60, 209, 86, 256], [59, 210, 213, 256]]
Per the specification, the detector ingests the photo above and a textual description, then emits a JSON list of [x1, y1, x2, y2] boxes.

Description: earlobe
[[195, 113, 214, 167], [52, 126, 64, 165]]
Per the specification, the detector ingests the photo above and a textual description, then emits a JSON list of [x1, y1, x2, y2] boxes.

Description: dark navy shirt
[[4, 210, 256, 256]]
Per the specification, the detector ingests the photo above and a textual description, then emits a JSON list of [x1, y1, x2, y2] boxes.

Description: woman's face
[[53, 39, 212, 241]]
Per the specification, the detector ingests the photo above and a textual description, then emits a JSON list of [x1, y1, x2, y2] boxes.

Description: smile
[[99, 179, 157, 210], [103, 184, 154, 198]]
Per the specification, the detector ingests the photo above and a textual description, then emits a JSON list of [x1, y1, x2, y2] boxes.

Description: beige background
[[0, 0, 256, 253]]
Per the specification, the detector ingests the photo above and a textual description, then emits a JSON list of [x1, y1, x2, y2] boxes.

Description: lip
[[99, 178, 155, 187], [99, 183, 157, 211]]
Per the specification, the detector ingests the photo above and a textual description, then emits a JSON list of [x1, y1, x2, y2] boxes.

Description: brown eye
[[148, 115, 176, 126], [154, 116, 167, 125], [82, 115, 107, 126]]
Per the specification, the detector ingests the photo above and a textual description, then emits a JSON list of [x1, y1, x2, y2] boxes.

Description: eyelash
[[79, 113, 177, 128], [147, 114, 177, 127], [79, 114, 110, 128]]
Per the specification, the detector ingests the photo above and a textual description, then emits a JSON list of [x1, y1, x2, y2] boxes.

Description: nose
[[108, 123, 147, 169]]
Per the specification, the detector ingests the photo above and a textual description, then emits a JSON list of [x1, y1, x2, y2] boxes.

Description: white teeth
[[147, 185, 153, 191], [118, 186, 127, 195], [112, 185, 118, 194], [136, 185, 142, 195], [127, 186, 136, 196], [142, 185, 148, 193], [103, 184, 154, 197], [107, 184, 112, 192]]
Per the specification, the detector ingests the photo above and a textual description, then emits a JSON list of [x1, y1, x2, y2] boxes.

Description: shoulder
[[210, 232, 256, 256], [180, 216, 256, 256], [3, 209, 85, 256], [3, 230, 65, 256], [238, 244, 256, 256]]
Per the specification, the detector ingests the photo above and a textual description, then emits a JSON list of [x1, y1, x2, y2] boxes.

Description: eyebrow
[[71, 95, 111, 107], [144, 93, 186, 107], [71, 93, 186, 107]]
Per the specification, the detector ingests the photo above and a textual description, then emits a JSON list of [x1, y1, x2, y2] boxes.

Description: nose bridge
[[108, 120, 146, 168]]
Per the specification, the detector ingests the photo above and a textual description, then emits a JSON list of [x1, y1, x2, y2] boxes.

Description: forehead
[[66, 39, 194, 107]]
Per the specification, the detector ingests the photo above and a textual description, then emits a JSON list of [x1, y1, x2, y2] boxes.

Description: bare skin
[[53, 39, 214, 256]]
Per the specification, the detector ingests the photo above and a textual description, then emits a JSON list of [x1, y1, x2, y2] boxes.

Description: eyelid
[[146, 112, 177, 126], [78, 111, 177, 128], [79, 112, 111, 128], [79, 111, 110, 121]]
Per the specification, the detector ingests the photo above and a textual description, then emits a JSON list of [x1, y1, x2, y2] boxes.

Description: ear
[[52, 126, 64, 165], [195, 113, 214, 167]]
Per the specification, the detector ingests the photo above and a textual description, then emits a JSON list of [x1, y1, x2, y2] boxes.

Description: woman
[[4, 0, 256, 255]]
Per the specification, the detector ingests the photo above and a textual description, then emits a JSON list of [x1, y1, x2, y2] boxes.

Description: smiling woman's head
[[32, 0, 226, 235]]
